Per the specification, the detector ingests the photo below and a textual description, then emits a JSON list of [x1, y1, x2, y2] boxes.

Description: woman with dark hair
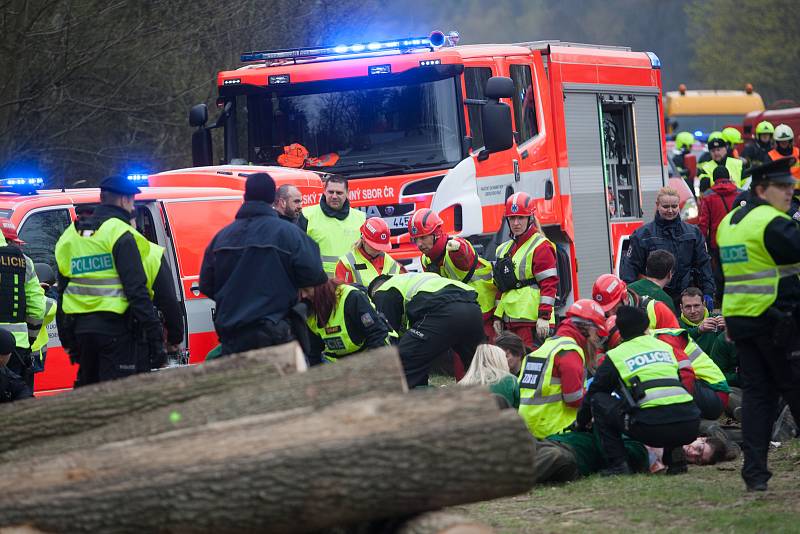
[[301, 279, 391, 365]]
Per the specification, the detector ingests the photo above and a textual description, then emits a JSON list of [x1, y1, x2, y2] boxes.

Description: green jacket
[[710, 335, 739, 387], [628, 279, 677, 316], [679, 312, 722, 356], [489, 375, 520, 409], [547, 430, 649, 476]]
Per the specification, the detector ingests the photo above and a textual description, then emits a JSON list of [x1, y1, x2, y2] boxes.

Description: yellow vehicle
[[665, 84, 765, 140]]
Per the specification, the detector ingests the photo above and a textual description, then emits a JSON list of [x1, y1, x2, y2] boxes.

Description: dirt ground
[[452, 439, 800, 533]]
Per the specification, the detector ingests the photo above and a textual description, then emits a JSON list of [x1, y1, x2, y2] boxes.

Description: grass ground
[[430, 375, 800, 533], [453, 435, 800, 533]]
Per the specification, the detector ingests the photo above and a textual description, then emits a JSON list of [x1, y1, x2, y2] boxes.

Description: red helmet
[[0, 218, 24, 245], [408, 208, 443, 238], [361, 217, 391, 252], [504, 192, 536, 217], [592, 274, 628, 312], [605, 315, 622, 350], [566, 299, 609, 337]]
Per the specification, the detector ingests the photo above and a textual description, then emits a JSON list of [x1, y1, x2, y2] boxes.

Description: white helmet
[[774, 124, 794, 142]]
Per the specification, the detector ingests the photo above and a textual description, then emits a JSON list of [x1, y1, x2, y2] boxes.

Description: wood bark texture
[[0, 347, 406, 463], [0, 387, 535, 533], [0, 342, 306, 455]]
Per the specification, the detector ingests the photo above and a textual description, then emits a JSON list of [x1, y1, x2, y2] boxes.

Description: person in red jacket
[[697, 166, 740, 306], [593, 274, 679, 329], [335, 217, 405, 287], [493, 193, 559, 348]]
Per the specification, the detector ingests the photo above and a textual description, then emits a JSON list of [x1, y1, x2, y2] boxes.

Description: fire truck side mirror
[[480, 101, 513, 155], [189, 104, 208, 128]]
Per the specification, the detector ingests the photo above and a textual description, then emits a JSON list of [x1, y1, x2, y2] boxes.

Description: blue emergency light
[[645, 52, 661, 69], [126, 173, 149, 185], [240, 31, 449, 64], [0, 177, 44, 195]]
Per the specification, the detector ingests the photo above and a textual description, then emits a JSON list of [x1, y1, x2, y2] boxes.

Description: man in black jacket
[[199, 173, 326, 356], [55, 176, 164, 386], [621, 186, 715, 309]]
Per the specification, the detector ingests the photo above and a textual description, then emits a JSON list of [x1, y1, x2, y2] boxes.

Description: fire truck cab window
[[18, 208, 72, 274], [242, 76, 462, 176], [509, 64, 539, 144], [464, 67, 492, 149], [601, 101, 640, 219]]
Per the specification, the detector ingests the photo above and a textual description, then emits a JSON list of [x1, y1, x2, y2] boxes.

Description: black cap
[[99, 175, 141, 196], [35, 263, 55, 285], [244, 172, 276, 203], [743, 156, 797, 186], [713, 166, 730, 182], [615, 305, 650, 341], [0, 328, 15, 355], [708, 138, 727, 150]]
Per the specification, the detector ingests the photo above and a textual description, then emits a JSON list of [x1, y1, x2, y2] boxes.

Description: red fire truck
[[182, 31, 669, 306]]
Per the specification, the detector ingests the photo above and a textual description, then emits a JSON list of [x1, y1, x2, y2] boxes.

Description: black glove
[[148, 339, 167, 370], [575, 405, 592, 431]]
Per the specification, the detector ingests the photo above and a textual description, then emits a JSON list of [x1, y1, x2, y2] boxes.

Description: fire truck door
[[160, 198, 242, 363], [562, 91, 613, 299], [632, 95, 668, 221]]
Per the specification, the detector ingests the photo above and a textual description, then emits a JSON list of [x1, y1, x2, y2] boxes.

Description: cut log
[[0, 342, 306, 455], [0, 346, 407, 462], [0, 388, 536, 533]]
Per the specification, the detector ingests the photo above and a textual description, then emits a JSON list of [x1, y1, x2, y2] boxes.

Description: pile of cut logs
[[0, 344, 537, 533]]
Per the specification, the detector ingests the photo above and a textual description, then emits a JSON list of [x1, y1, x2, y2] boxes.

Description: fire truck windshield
[[231, 76, 463, 176]]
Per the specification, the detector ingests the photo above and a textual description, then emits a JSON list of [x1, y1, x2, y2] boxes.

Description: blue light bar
[[127, 173, 149, 184], [240, 35, 436, 63], [0, 177, 43, 195], [646, 52, 661, 69]]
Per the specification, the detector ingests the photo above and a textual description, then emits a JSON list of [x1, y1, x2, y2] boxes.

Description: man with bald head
[[275, 184, 303, 224]]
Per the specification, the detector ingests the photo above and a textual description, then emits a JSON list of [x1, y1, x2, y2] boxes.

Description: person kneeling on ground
[[576, 305, 700, 476], [494, 331, 528, 376], [0, 328, 32, 402], [518, 299, 608, 439], [369, 272, 484, 388], [459, 344, 519, 409], [301, 278, 392, 365]]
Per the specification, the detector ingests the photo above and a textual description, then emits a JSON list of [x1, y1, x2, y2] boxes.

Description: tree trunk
[[0, 342, 307, 455], [0, 347, 407, 463], [0, 388, 536, 533]]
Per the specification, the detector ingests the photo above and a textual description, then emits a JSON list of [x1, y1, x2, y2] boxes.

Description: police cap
[[743, 156, 797, 186], [707, 137, 727, 150], [99, 175, 141, 196]]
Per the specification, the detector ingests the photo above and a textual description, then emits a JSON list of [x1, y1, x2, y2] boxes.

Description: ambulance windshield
[[234, 75, 463, 176]]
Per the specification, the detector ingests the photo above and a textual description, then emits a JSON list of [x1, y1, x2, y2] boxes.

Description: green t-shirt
[[547, 430, 649, 476], [627, 278, 677, 315], [489, 375, 520, 409], [679, 312, 722, 356]]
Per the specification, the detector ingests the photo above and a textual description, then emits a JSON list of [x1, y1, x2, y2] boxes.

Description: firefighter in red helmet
[[335, 217, 404, 288], [409, 208, 497, 340], [592, 273, 679, 330], [492, 192, 559, 348]]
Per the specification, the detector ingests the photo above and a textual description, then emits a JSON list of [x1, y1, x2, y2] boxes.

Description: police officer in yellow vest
[[716, 156, 800, 492], [369, 272, 484, 388], [299, 175, 366, 277], [699, 136, 745, 191], [301, 278, 391, 365], [408, 208, 498, 341], [55, 175, 165, 386], [519, 299, 608, 439], [577, 306, 700, 476], [0, 230, 45, 390]]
